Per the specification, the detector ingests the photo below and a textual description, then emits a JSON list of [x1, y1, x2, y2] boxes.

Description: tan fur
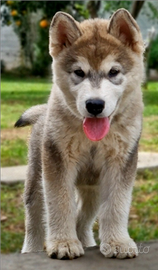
[[19, 9, 144, 259]]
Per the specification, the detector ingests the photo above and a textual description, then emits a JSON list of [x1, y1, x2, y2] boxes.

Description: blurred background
[[1, 1, 158, 254], [1, 0, 158, 76]]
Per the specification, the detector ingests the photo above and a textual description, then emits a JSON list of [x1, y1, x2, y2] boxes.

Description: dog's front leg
[[99, 149, 138, 259], [42, 140, 84, 259]]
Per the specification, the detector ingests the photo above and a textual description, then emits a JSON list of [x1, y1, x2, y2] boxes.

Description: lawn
[[1, 76, 158, 166], [1, 75, 158, 253], [1, 169, 158, 253], [1, 75, 52, 129], [1, 75, 52, 166], [139, 82, 158, 152]]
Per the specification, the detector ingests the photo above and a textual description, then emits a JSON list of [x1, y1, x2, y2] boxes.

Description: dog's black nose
[[86, 99, 105, 116]]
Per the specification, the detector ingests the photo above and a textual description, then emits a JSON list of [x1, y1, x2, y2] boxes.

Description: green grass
[[129, 170, 158, 241], [1, 77, 158, 166], [1, 183, 24, 253], [1, 139, 28, 167], [1, 75, 52, 166], [1, 170, 158, 253], [1, 75, 51, 129], [94, 170, 158, 245], [1, 76, 158, 252], [139, 82, 158, 152]]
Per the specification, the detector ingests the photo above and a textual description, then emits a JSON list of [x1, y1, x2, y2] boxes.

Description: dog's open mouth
[[83, 117, 110, 141]]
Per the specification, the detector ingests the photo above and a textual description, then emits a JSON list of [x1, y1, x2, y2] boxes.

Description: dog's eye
[[74, 69, 85, 78], [108, 68, 120, 77]]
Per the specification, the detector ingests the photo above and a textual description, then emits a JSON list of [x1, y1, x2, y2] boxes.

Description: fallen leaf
[[1, 216, 7, 222]]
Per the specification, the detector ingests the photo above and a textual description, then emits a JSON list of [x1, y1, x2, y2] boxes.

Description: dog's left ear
[[108, 9, 143, 52], [49, 12, 82, 57]]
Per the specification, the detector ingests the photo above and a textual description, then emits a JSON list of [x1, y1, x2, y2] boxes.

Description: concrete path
[[1, 242, 158, 270], [1, 165, 27, 184], [138, 152, 158, 170], [1, 152, 158, 184]]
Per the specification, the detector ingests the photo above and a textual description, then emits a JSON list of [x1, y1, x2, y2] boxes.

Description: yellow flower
[[11, 10, 18, 16], [40, 19, 49, 28]]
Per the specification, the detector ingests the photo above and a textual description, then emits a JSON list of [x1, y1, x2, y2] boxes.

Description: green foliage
[[1, 1, 70, 76], [74, 2, 89, 19], [1, 1, 71, 24], [104, 1, 131, 14], [144, 2, 158, 23], [32, 26, 51, 76], [148, 35, 158, 71]]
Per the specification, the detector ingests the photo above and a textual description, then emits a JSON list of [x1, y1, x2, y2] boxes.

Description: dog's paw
[[46, 239, 84, 259], [100, 239, 138, 259]]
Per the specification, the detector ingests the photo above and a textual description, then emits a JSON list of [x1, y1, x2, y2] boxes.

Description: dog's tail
[[14, 104, 47, 128]]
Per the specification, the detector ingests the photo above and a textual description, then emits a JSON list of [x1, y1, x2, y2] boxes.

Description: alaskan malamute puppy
[[15, 9, 144, 259]]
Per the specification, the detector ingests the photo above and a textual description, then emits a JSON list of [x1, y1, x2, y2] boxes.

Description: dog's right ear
[[49, 12, 82, 57], [108, 9, 144, 53]]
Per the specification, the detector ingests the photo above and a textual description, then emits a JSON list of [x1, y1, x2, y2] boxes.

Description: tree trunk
[[87, 1, 101, 18], [130, 1, 145, 19]]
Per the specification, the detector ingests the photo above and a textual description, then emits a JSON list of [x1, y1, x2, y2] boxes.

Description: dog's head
[[49, 9, 144, 141]]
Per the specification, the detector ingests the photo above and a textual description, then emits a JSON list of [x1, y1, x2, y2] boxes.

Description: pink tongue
[[83, 117, 110, 141]]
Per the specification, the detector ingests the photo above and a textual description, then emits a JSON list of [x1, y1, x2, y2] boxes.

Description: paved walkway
[[1, 152, 158, 184], [1, 242, 158, 270]]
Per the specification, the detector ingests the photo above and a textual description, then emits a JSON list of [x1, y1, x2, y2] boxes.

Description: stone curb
[[1, 165, 27, 184], [137, 152, 158, 170], [1, 152, 158, 184]]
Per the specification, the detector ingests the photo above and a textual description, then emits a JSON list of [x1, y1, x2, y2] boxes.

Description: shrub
[[148, 35, 158, 71], [32, 24, 51, 76]]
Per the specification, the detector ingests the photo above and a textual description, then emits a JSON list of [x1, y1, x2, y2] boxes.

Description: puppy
[[15, 9, 144, 259]]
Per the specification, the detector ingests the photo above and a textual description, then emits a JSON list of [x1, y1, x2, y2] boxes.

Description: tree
[[103, 1, 146, 19], [1, 1, 71, 28], [87, 1, 101, 18], [131, 1, 145, 19], [1, 0, 158, 77], [84, 0, 145, 19], [1, 0, 70, 75], [103, 1, 131, 15]]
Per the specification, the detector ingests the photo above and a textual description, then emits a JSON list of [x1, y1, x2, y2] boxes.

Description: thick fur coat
[[15, 9, 144, 259]]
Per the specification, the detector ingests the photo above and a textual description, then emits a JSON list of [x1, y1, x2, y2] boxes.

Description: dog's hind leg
[[22, 165, 44, 253], [76, 185, 100, 247], [21, 139, 44, 253]]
